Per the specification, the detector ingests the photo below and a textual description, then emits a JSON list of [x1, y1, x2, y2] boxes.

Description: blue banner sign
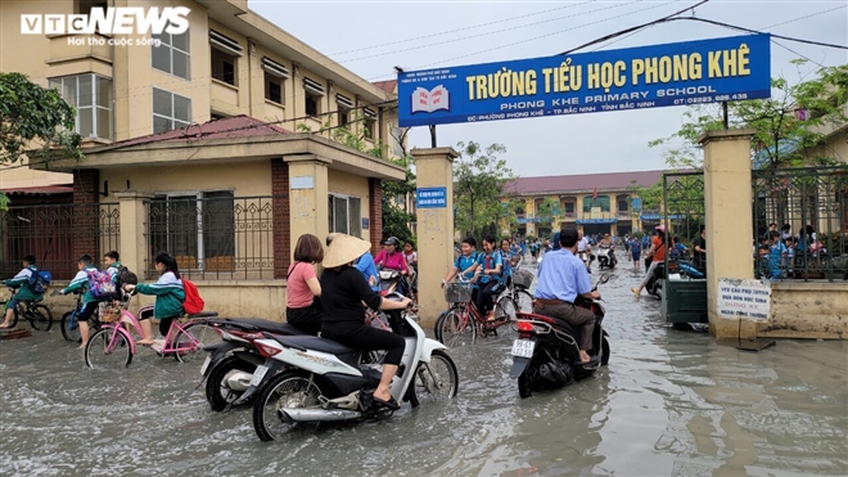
[[417, 187, 447, 208], [398, 34, 770, 127]]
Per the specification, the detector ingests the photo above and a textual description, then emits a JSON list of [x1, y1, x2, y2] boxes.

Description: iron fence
[[145, 195, 284, 280], [753, 166, 848, 282], [0, 203, 121, 280], [661, 171, 705, 260]]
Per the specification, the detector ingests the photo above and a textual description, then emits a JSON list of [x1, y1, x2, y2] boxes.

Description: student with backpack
[[57, 254, 116, 347], [103, 250, 137, 291], [123, 252, 186, 346], [1, 255, 48, 329]]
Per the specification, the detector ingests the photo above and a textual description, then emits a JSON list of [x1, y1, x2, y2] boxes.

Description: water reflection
[[0, 260, 845, 476]]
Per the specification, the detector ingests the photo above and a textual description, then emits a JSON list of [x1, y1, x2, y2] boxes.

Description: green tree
[[0, 72, 82, 209], [453, 141, 514, 237]]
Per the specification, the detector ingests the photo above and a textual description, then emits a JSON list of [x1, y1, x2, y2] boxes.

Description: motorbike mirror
[[599, 273, 610, 284]]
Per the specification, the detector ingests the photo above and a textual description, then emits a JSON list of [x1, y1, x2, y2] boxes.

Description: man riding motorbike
[[533, 227, 601, 364], [576, 230, 594, 272]]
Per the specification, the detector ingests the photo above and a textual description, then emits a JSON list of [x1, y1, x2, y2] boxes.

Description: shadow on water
[[1, 258, 846, 476]]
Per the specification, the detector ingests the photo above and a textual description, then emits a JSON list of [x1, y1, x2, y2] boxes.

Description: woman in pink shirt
[[286, 234, 323, 335], [374, 237, 409, 275]]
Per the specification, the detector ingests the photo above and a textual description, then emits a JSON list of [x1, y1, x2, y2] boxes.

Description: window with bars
[[49, 74, 112, 140], [328, 194, 362, 238]]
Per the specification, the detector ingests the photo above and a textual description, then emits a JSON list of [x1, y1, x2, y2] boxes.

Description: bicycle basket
[[512, 269, 534, 289], [444, 282, 473, 303], [98, 301, 121, 323]]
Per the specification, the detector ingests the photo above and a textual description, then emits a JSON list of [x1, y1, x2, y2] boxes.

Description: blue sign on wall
[[398, 34, 770, 127], [417, 187, 447, 208]]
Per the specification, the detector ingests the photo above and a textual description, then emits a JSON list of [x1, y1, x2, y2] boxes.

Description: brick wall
[[272, 159, 291, 279], [368, 178, 383, 255], [72, 170, 100, 260]]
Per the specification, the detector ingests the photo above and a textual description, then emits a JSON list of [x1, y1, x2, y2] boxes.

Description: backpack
[[182, 278, 204, 315], [86, 269, 116, 298], [28, 269, 52, 294]]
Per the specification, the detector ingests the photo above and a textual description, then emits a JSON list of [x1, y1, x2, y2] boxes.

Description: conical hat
[[322, 234, 371, 269]]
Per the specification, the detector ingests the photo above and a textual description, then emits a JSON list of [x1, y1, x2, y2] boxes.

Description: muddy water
[[1, 260, 846, 476]]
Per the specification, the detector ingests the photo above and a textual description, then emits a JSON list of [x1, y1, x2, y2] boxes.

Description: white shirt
[[577, 237, 590, 252]]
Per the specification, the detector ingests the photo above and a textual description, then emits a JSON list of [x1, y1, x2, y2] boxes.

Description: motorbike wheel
[[253, 370, 325, 442], [29, 304, 53, 332], [517, 360, 540, 398], [601, 336, 610, 366], [61, 311, 81, 343], [408, 349, 459, 408], [438, 308, 477, 347], [206, 355, 257, 412]]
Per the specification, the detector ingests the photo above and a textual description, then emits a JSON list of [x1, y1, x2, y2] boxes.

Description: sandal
[[371, 395, 400, 411]]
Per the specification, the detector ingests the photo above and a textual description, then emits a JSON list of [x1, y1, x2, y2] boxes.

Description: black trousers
[[473, 281, 500, 315], [286, 304, 322, 336], [322, 321, 405, 365]]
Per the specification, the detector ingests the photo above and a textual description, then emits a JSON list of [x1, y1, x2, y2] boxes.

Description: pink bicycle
[[84, 292, 221, 369]]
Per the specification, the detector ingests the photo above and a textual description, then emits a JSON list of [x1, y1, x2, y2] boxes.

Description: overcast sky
[[251, 0, 848, 177]]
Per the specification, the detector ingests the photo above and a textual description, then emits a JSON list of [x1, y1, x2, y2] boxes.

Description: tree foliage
[[453, 141, 514, 237], [0, 72, 83, 210]]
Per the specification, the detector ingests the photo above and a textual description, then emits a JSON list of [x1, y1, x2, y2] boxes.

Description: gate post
[[411, 147, 458, 328], [700, 129, 757, 339], [115, 191, 153, 277]]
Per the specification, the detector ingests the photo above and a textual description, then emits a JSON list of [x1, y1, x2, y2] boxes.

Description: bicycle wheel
[[492, 297, 518, 339], [85, 326, 133, 369], [438, 308, 477, 347], [408, 349, 459, 407], [515, 289, 534, 313], [173, 322, 220, 364], [61, 311, 81, 343], [29, 304, 53, 332]]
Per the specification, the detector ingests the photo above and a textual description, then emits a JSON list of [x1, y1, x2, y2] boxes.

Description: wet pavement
[[1, 257, 846, 476]]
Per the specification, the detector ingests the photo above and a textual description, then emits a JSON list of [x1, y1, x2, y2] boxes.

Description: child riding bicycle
[[1, 255, 44, 329], [123, 252, 185, 346]]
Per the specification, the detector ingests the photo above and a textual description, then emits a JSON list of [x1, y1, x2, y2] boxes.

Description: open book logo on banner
[[411, 85, 450, 114]]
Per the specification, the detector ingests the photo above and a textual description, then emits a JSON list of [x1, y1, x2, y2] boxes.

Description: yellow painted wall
[[98, 159, 272, 196], [759, 282, 848, 339]]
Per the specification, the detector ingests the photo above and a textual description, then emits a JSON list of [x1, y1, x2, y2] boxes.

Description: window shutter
[[262, 57, 290, 78], [209, 29, 243, 57], [303, 77, 325, 96]]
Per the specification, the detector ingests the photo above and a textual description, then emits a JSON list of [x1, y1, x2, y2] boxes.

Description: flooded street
[[1, 260, 846, 477]]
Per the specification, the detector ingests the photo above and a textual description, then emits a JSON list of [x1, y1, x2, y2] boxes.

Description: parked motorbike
[[249, 297, 459, 441], [596, 247, 618, 269], [509, 274, 611, 398], [644, 261, 678, 298], [199, 318, 307, 412]]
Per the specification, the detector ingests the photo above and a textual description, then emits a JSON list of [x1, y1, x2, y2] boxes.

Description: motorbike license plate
[[511, 339, 535, 358], [249, 365, 269, 386], [199, 356, 212, 376]]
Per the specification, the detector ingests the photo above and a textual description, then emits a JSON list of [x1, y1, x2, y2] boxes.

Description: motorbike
[[644, 260, 680, 299], [596, 247, 618, 269], [249, 295, 459, 441], [199, 318, 307, 412], [577, 251, 594, 270], [509, 274, 611, 398]]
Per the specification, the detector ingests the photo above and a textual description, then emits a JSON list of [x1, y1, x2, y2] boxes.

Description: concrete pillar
[[412, 147, 458, 327], [285, 155, 330, 255], [700, 129, 757, 339], [114, 191, 153, 277]]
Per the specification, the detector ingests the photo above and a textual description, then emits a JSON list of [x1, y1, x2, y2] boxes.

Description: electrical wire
[[329, 2, 593, 57], [667, 17, 848, 50]]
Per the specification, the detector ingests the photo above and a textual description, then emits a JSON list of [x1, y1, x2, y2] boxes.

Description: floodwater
[[1, 257, 846, 477]]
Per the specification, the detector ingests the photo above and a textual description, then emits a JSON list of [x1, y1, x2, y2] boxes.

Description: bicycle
[[1, 288, 52, 331], [84, 291, 220, 369], [435, 277, 515, 347], [498, 267, 535, 315], [58, 290, 117, 343]]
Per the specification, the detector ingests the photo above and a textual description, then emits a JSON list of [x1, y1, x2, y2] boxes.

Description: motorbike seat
[[518, 312, 578, 336], [268, 334, 358, 356], [208, 318, 303, 335]]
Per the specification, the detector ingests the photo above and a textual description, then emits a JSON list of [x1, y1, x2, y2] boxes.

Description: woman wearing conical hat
[[320, 234, 411, 410]]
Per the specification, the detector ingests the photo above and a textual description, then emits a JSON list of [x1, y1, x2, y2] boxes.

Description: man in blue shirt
[[534, 227, 601, 363]]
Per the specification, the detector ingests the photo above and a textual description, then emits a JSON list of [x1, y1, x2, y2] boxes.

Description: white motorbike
[[249, 297, 459, 441]]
